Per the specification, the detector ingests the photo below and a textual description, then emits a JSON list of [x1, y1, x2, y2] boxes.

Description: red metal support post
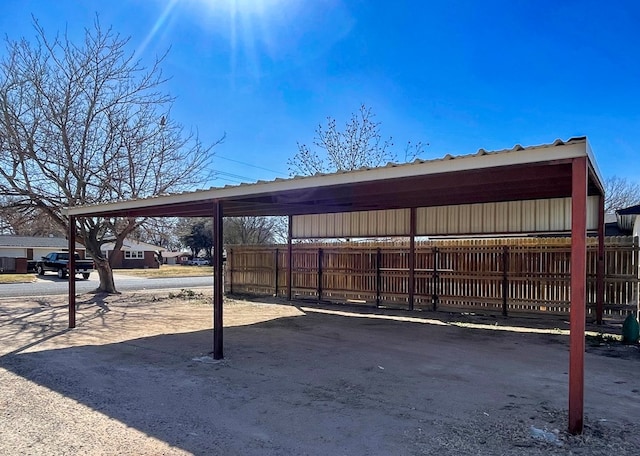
[[212, 200, 224, 360], [596, 195, 605, 325], [68, 215, 76, 329], [569, 156, 587, 434]]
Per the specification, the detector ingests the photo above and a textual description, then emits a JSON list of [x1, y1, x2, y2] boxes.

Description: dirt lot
[[0, 289, 639, 455]]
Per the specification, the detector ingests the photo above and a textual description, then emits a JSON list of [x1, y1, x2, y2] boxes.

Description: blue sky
[[1, 0, 639, 186]]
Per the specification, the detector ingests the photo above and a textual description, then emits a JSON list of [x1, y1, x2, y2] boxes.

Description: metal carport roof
[[64, 136, 605, 434], [66, 137, 603, 219]]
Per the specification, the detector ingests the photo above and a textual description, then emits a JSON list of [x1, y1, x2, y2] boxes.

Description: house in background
[[161, 251, 191, 265], [0, 235, 87, 273], [616, 204, 640, 238], [101, 239, 166, 269], [0, 235, 87, 259], [605, 205, 640, 237], [0, 235, 172, 272]]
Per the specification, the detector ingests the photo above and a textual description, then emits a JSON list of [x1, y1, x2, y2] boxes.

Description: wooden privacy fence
[[0, 257, 17, 273], [225, 237, 640, 317]]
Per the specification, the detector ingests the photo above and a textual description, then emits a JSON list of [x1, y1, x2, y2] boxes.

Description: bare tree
[[0, 200, 64, 237], [605, 176, 640, 213], [177, 216, 283, 260], [131, 217, 183, 251], [287, 104, 426, 176], [0, 18, 222, 292], [224, 217, 279, 245]]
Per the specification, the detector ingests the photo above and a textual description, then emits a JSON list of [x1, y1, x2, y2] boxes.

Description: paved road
[[0, 273, 213, 298]]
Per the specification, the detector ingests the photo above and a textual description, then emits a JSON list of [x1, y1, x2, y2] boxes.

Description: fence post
[[317, 248, 323, 302], [502, 245, 509, 317], [596, 199, 605, 324], [408, 207, 416, 311], [287, 216, 293, 301], [432, 247, 439, 311], [274, 248, 279, 297], [228, 248, 233, 295], [376, 248, 382, 307]]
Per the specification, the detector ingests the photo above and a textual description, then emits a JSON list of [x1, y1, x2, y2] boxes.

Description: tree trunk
[[94, 257, 119, 294]]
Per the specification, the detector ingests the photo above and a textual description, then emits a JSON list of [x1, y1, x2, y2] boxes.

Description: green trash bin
[[622, 313, 639, 344]]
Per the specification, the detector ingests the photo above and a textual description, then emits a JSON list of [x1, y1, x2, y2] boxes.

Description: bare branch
[[604, 176, 640, 213], [288, 104, 425, 176], [0, 17, 222, 292]]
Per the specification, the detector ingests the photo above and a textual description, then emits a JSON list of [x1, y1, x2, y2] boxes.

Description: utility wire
[[211, 170, 272, 185], [215, 154, 288, 177]]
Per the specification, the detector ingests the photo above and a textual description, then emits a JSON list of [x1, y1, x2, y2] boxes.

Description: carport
[[65, 137, 605, 434]]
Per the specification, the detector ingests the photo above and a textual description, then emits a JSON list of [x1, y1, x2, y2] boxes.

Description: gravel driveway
[[0, 290, 639, 455]]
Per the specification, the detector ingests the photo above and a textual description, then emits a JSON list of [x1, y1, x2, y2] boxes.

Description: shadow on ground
[[1, 299, 639, 455]]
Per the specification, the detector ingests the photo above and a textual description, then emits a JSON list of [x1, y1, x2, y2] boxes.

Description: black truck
[[36, 252, 94, 279]]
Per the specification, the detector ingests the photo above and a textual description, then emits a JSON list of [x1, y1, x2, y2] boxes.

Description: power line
[[215, 154, 288, 177], [211, 170, 269, 185]]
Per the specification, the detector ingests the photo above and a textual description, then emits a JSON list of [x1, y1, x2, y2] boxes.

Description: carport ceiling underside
[[66, 137, 603, 219]]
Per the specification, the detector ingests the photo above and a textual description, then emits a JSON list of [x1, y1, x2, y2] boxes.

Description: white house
[[0, 235, 86, 260]]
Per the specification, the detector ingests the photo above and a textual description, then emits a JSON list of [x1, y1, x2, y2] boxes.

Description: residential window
[[124, 251, 144, 259]]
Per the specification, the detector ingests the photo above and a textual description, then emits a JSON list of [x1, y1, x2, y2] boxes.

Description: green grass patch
[[586, 332, 622, 346], [113, 265, 213, 278], [168, 288, 206, 300], [0, 273, 37, 284]]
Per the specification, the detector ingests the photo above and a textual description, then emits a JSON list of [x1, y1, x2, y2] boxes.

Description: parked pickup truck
[[36, 252, 94, 280]]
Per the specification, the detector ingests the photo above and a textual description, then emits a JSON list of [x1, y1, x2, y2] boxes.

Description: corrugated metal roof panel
[[67, 137, 596, 217]]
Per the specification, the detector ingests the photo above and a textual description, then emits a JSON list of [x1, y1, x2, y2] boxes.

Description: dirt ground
[[0, 289, 639, 456]]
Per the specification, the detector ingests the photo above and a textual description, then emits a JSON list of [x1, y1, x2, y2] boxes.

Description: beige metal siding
[[292, 209, 410, 238], [535, 199, 549, 231], [586, 196, 599, 230], [416, 196, 598, 235], [496, 202, 509, 232], [507, 201, 521, 232], [521, 200, 536, 230], [549, 199, 566, 231], [470, 204, 483, 233], [291, 197, 599, 238]]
